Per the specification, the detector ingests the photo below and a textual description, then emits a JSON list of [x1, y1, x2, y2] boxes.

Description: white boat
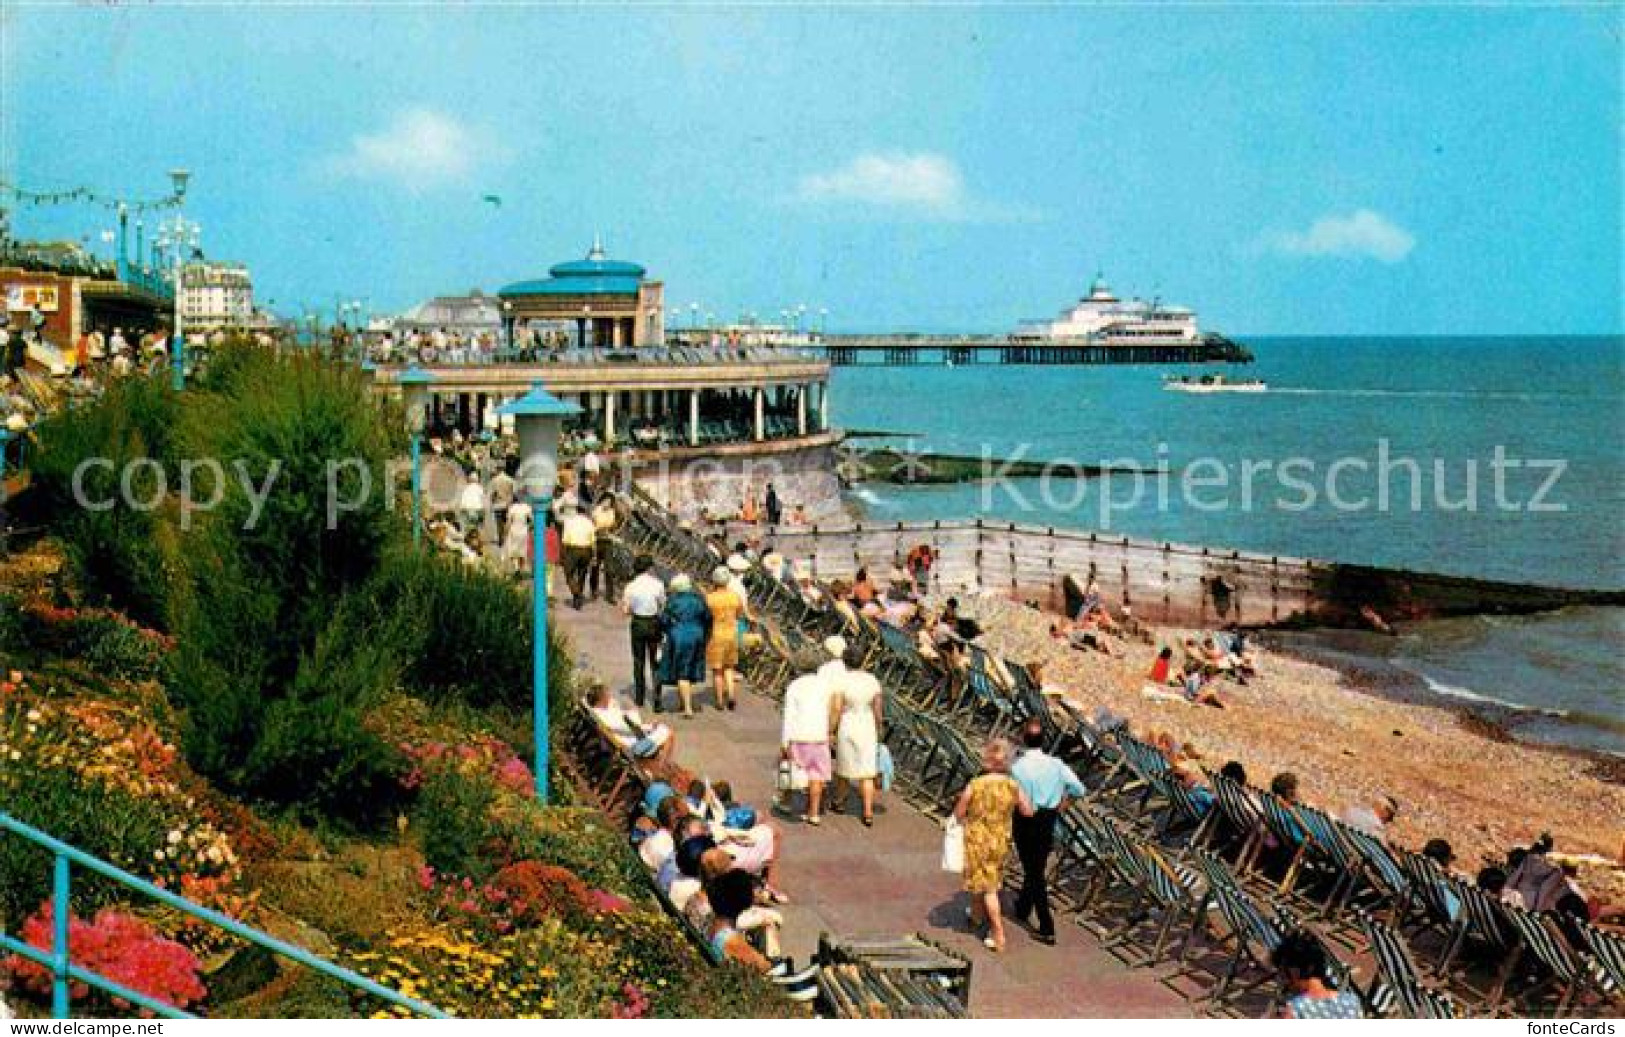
[[1163, 374, 1267, 393]]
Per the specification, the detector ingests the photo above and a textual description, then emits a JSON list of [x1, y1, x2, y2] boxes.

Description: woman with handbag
[[952, 737, 1034, 953]]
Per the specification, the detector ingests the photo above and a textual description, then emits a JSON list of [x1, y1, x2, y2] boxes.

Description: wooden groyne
[[722, 518, 1624, 629]]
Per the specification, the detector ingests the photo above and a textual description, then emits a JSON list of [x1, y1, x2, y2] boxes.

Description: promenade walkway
[[554, 599, 1193, 1018]]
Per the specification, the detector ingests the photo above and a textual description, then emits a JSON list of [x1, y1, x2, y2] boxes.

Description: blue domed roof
[[500, 238, 646, 297]]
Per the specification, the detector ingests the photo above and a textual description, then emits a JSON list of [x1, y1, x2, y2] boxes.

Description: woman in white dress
[[829, 667, 884, 827]]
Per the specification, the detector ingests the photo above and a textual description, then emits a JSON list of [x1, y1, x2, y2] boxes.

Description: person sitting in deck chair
[[588, 681, 675, 763], [1272, 931, 1365, 1018]]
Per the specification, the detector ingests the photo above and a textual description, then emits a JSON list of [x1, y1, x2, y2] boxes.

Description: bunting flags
[[0, 180, 184, 214]]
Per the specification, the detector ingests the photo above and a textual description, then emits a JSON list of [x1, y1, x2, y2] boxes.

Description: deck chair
[[1576, 923, 1625, 1007], [1203, 771, 1266, 870], [1357, 909, 1458, 1019], [1188, 849, 1287, 1006], [1442, 881, 1524, 1014], [1500, 906, 1607, 1017]]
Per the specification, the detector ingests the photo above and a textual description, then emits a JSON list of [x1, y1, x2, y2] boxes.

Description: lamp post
[[494, 384, 580, 803], [162, 170, 192, 390], [501, 300, 514, 357], [398, 364, 436, 548]]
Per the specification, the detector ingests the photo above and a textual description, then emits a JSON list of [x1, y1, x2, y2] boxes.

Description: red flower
[[5, 903, 206, 1013]]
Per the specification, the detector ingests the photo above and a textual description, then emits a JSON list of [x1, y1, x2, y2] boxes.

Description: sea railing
[[0, 811, 448, 1020], [368, 344, 824, 369]]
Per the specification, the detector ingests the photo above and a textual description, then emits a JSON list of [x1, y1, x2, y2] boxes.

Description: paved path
[[555, 599, 1193, 1018]]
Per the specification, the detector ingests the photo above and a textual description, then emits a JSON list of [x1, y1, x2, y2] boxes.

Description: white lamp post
[[398, 364, 436, 547], [494, 384, 581, 803]]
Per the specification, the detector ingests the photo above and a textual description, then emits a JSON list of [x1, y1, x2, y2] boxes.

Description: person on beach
[[705, 566, 745, 711], [906, 543, 935, 590], [1272, 931, 1365, 1018], [852, 567, 877, 606], [620, 553, 666, 710], [1011, 719, 1085, 945], [1341, 794, 1399, 838], [780, 669, 835, 825], [953, 737, 1035, 953], [764, 482, 782, 526], [659, 573, 711, 718], [1148, 646, 1183, 686], [828, 660, 884, 827]]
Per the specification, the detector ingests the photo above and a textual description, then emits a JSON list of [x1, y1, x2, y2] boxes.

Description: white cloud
[[1262, 209, 1416, 263], [323, 109, 501, 190], [794, 151, 1037, 222]]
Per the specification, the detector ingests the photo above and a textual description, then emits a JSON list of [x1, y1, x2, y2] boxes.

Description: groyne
[[721, 518, 1624, 629]]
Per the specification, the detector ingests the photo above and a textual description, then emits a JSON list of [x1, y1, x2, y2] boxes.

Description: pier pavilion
[[498, 238, 665, 349]]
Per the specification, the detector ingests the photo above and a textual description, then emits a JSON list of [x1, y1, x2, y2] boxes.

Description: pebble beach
[[961, 591, 1625, 906]]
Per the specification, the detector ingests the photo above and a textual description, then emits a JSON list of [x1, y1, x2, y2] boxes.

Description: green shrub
[[0, 759, 171, 923], [413, 766, 498, 881], [21, 375, 182, 629]]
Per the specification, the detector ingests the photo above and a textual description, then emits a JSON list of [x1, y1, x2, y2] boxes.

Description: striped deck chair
[[1189, 849, 1287, 1006], [1051, 803, 1115, 917], [1501, 906, 1610, 1017], [1148, 770, 1209, 843], [960, 659, 1017, 737], [1339, 824, 1412, 923], [1578, 923, 1625, 1005], [1203, 771, 1266, 871], [1443, 881, 1524, 1014], [1357, 910, 1458, 1019], [1289, 804, 1371, 915], [1397, 851, 1462, 951], [880, 704, 935, 801], [1134, 840, 1209, 964]]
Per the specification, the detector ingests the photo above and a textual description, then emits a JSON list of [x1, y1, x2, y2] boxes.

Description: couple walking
[[780, 637, 884, 828], [622, 555, 746, 718]]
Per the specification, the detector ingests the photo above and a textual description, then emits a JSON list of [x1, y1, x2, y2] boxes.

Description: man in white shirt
[[487, 466, 516, 532], [780, 668, 836, 825], [620, 554, 667, 710], [559, 503, 597, 609], [457, 472, 486, 536]]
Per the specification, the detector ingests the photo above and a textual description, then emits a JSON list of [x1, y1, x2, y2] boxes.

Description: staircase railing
[[0, 811, 448, 1019]]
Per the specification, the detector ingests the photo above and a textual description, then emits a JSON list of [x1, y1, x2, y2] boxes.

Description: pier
[[817, 334, 1252, 366]]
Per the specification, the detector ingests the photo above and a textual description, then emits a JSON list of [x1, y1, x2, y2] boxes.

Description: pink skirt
[[788, 741, 833, 782]]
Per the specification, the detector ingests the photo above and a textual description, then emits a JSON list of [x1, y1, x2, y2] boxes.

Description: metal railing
[[370, 344, 823, 369], [0, 811, 448, 1019]]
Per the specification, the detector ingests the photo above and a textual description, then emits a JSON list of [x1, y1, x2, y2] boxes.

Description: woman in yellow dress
[[704, 566, 745, 711], [953, 738, 1034, 952]]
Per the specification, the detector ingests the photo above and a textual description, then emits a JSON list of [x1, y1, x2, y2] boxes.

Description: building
[[1015, 273, 1200, 343], [178, 260, 255, 328], [499, 238, 665, 348], [392, 289, 502, 337], [1, 240, 169, 344]]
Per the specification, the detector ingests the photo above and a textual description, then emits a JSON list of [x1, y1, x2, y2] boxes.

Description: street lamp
[[501, 300, 514, 357], [688, 302, 699, 331], [398, 364, 436, 548], [494, 384, 580, 804]]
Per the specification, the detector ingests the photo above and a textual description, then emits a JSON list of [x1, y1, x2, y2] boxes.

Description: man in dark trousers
[[619, 554, 667, 711], [1010, 718, 1086, 945]]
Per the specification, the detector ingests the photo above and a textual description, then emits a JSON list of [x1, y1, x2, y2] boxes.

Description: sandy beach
[[960, 591, 1625, 906]]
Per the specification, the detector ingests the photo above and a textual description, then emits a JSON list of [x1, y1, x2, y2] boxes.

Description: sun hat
[[823, 635, 847, 659], [712, 565, 733, 587], [726, 555, 751, 573]]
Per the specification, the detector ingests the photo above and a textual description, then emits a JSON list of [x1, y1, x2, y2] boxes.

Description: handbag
[[775, 759, 809, 793], [940, 817, 965, 874]]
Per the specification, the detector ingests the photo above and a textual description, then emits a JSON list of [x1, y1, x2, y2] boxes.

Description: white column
[[753, 387, 765, 441], [689, 389, 700, 446], [819, 381, 829, 430], [797, 383, 807, 437], [605, 391, 617, 444]]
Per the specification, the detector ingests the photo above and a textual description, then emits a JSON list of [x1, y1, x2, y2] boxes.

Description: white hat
[[712, 565, 733, 587], [726, 555, 751, 573], [823, 635, 847, 659]]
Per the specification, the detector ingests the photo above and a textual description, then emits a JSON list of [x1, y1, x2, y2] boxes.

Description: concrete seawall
[[718, 518, 1623, 629]]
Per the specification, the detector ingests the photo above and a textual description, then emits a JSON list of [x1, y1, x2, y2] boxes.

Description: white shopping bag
[[940, 817, 965, 873]]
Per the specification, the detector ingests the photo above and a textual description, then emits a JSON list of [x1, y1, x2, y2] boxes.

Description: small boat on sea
[[1163, 373, 1267, 393]]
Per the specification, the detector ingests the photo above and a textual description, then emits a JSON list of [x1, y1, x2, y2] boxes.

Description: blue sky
[[4, 3, 1620, 334]]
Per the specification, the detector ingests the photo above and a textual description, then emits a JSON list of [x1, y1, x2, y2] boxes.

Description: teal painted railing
[[0, 811, 449, 1019]]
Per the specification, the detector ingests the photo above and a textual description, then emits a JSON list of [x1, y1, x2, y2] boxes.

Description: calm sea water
[[830, 336, 1625, 754]]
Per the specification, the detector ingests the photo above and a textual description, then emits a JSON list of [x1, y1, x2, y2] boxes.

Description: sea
[[829, 336, 1625, 756]]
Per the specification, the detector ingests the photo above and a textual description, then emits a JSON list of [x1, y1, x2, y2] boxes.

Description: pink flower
[[416, 864, 436, 891]]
